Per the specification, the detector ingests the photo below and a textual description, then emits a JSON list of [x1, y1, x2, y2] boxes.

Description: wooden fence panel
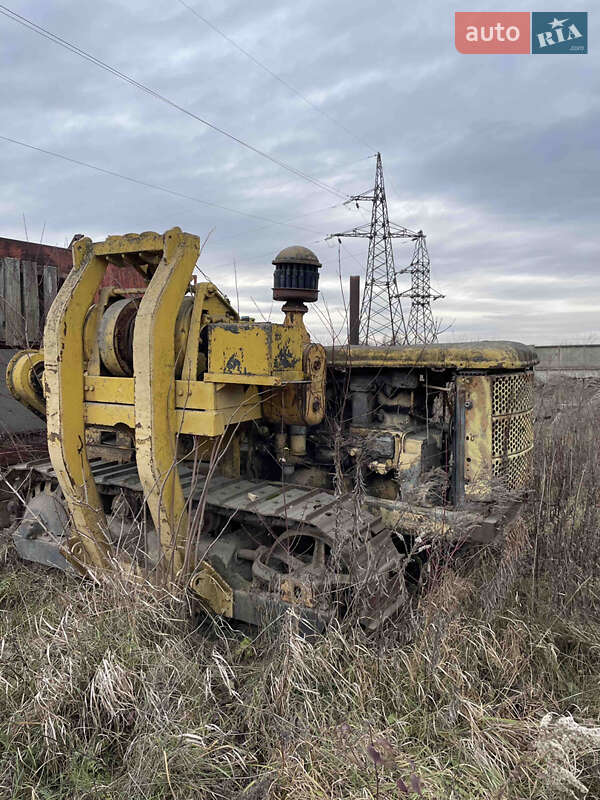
[[3, 257, 24, 347], [43, 264, 58, 327], [21, 260, 39, 345]]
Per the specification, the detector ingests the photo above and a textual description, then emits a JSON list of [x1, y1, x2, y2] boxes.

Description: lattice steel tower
[[329, 152, 410, 345], [399, 232, 443, 344], [329, 152, 442, 345]]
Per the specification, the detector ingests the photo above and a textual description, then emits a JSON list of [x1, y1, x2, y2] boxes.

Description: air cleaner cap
[[272, 245, 321, 303]]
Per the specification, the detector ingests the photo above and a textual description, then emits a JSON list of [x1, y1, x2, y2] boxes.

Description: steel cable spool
[[98, 297, 140, 377]]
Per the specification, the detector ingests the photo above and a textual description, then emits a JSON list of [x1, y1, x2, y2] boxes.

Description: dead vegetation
[[1, 376, 600, 799]]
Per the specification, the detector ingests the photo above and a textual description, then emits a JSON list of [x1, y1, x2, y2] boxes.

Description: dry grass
[[1, 376, 600, 799]]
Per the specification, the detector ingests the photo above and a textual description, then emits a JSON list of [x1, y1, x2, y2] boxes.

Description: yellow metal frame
[[132, 228, 200, 575], [458, 374, 493, 500], [5, 349, 45, 417], [40, 228, 267, 581], [44, 236, 114, 568], [15, 226, 326, 595], [43, 228, 211, 576], [327, 341, 538, 371]]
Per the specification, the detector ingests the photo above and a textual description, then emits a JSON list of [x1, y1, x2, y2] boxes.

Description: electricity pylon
[[328, 152, 442, 345], [399, 232, 444, 344], [329, 153, 408, 345]]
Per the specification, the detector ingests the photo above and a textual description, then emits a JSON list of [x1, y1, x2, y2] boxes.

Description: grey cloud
[[0, 0, 597, 346]]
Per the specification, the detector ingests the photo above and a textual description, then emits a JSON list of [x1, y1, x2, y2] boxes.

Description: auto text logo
[[455, 12, 588, 54]]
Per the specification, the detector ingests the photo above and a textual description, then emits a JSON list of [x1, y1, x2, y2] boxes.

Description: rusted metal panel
[[207, 321, 304, 381], [3, 257, 24, 347], [0, 237, 71, 275], [455, 371, 535, 502], [188, 562, 234, 617], [459, 374, 493, 500], [0, 258, 5, 341], [21, 260, 39, 345], [101, 262, 147, 291], [326, 341, 539, 371], [0, 239, 146, 341]]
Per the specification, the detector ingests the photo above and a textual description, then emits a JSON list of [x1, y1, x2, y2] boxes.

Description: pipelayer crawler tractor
[[5, 227, 537, 630]]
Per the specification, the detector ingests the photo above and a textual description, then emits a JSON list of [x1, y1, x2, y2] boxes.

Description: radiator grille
[[492, 372, 534, 416], [492, 414, 533, 457], [491, 372, 534, 491], [492, 451, 531, 488]]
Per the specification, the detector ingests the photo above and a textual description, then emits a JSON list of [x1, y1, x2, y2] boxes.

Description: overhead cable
[[0, 4, 348, 200]]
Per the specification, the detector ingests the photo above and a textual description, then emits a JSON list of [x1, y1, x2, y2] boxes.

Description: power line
[[0, 4, 348, 200], [208, 158, 378, 244], [176, 0, 373, 153], [0, 133, 336, 236], [206, 203, 367, 271], [223, 200, 342, 243]]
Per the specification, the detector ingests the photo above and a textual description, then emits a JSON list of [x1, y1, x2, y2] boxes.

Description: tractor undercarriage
[[2, 227, 537, 632]]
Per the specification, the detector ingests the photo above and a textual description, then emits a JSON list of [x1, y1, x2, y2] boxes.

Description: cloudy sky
[[0, 1, 598, 345]]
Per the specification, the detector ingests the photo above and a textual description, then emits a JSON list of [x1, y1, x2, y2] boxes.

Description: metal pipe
[[349, 275, 360, 345], [237, 548, 259, 562], [289, 424, 307, 456]]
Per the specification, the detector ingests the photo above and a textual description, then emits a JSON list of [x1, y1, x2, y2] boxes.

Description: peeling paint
[[273, 344, 299, 371], [225, 353, 244, 374]]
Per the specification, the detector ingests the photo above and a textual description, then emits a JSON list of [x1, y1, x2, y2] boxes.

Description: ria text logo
[[531, 12, 587, 53]]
